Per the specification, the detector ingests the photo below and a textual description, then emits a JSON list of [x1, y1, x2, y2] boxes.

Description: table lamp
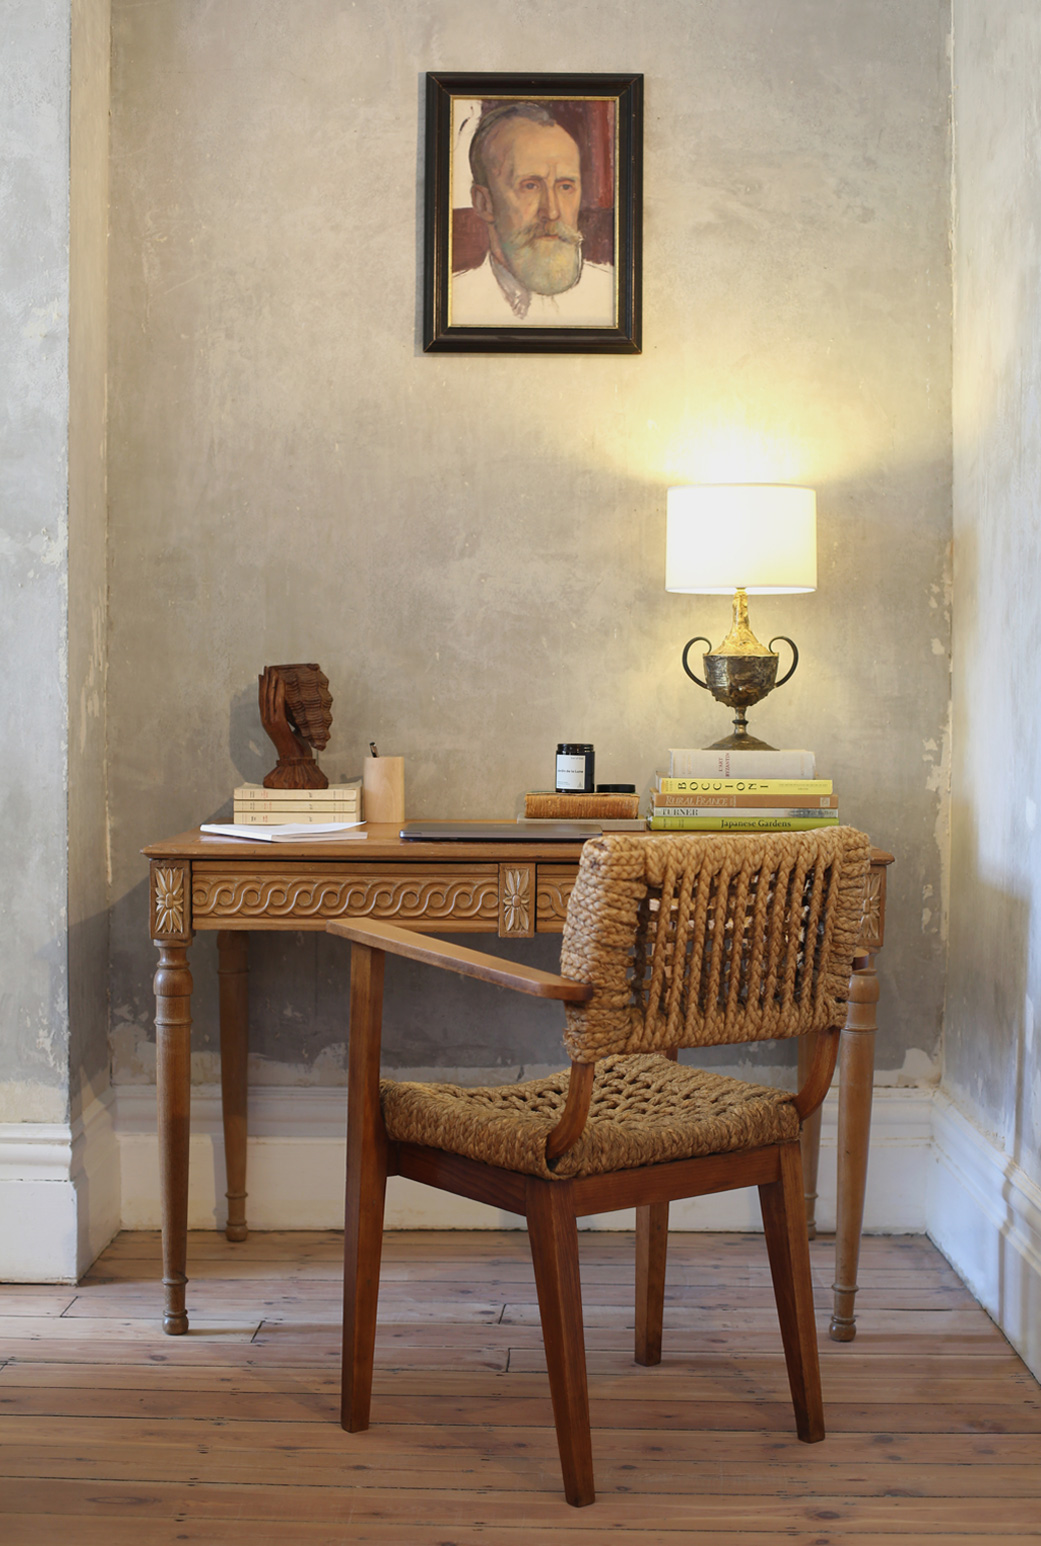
[[665, 484, 817, 750]]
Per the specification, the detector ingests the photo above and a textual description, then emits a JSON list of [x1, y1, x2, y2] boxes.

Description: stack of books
[[650, 777, 838, 831], [232, 781, 362, 826], [649, 749, 838, 832]]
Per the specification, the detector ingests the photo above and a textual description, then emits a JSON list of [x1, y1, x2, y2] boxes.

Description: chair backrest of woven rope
[[558, 828, 871, 1064]]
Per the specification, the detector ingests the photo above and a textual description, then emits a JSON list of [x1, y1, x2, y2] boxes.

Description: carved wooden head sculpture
[[274, 664, 332, 749], [259, 663, 333, 790]]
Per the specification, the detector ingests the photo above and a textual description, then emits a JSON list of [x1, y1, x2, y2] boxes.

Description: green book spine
[[649, 815, 841, 831]]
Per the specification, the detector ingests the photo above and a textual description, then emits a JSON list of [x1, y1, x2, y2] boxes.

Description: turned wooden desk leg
[[798, 1032, 823, 1240], [218, 930, 250, 1243], [155, 943, 193, 1335], [830, 953, 879, 1341]]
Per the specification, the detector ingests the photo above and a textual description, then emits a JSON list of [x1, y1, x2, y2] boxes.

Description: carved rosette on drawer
[[151, 860, 191, 943], [191, 864, 500, 930], [499, 864, 534, 937], [858, 864, 886, 953], [536, 865, 576, 933]]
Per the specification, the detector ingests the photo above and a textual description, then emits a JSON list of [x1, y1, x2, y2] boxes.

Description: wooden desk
[[144, 825, 893, 1339]]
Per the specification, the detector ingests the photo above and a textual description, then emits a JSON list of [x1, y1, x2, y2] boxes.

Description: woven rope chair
[[328, 827, 871, 1507]]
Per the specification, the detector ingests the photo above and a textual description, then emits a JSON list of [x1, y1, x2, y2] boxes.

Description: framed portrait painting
[[423, 72, 643, 354]]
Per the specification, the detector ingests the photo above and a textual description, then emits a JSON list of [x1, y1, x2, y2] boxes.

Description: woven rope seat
[[380, 1054, 800, 1180], [379, 827, 870, 1182]]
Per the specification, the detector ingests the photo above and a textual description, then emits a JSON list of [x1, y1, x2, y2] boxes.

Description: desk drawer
[[191, 862, 500, 931], [536, 865, 577, 932]]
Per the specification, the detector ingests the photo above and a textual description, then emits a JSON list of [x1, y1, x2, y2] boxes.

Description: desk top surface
[[143, 822, 593, 863], [144, 824, 894, 866]]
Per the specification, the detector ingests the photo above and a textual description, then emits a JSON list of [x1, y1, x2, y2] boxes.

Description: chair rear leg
[[526, 1179, 595, 1507], [758, 1141, 825, 1442], [635, 1201, 669, 1365]]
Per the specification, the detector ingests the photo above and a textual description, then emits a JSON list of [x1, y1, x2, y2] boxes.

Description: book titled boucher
[[658, 777, 831, 795]]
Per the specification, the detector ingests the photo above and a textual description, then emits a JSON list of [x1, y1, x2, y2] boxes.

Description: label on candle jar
[[555, 744, 595, 792]]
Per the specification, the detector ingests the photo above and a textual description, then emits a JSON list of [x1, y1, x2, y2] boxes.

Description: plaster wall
[[68, 0, 111, 1121], [948, 1, 1041, 1183], [0, 1, 74, 1122], [107, 0, 952, 1091]]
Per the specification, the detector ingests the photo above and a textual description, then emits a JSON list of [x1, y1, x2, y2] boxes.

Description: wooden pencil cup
[[362, 755, 405, 825]]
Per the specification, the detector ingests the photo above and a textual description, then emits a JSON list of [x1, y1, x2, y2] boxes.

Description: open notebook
[[200, 822, 367, 842]]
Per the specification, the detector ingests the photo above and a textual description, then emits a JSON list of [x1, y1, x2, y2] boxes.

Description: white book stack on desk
[[230, 780, 363, 825]]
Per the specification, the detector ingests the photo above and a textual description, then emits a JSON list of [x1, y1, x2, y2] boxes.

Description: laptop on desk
[[399, 820, 609, 842]]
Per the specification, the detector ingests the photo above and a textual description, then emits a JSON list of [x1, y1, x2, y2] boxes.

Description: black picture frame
[[423, 72, 642, 354]]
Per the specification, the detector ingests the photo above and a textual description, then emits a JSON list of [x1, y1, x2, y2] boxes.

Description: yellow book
[[657, 777, 832, 796]]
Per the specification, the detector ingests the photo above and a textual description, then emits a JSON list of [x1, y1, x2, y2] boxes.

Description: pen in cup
[[362, 747, 404, 823]]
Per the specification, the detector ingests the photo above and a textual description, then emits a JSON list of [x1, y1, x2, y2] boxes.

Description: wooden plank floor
[[1, 1230, 1039, 1543]]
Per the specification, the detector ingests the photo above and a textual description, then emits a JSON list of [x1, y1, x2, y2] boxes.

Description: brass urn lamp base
[[681, 589, 799, 751]]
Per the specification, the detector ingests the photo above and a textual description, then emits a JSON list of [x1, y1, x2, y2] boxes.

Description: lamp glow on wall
[[665, 485, 817, 750]]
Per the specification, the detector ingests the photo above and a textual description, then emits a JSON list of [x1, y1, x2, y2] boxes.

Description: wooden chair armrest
[[327, 917, 594, 1002], [545, 1060, 595, 1165]]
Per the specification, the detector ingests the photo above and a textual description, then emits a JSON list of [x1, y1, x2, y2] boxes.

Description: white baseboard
[[0, 1090, 121, 1281], [927, 1093, 1041, 1383], [113, 1083, 933, 1235]]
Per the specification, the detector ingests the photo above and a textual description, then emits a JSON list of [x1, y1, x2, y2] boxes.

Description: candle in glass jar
[[555, 743, 595, 793]]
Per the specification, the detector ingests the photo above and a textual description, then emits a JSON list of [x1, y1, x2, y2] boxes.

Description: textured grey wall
[[0, 0, 110, 1125], [0, 1, 74, 1122], [107, 0, 952, 1088], [949, 1, 1041, 1183], [68, 0, 112, 1121]]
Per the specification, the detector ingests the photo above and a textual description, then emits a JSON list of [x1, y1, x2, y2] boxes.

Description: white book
[[232, 781, 362, 806], [201, 822, 367, 843], [231, 807, 360, 825], [668, 748, 817, 779]]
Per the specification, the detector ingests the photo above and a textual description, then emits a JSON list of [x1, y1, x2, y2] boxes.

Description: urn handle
[[768, 636, 800, 688], [680, 637, 714, 691]]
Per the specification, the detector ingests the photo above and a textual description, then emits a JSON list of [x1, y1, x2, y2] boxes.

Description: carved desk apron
[[143, 824, 892, 1342]]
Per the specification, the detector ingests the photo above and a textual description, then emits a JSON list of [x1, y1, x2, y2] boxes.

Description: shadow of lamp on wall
[[665, 484, 817, 751]]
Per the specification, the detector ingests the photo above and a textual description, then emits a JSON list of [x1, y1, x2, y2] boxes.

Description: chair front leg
[[758, 1141, 825, 1443], [635, 1201, 669, 1366], [341, 942, 389, 1433], [525, 1179, 595, 1507]]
